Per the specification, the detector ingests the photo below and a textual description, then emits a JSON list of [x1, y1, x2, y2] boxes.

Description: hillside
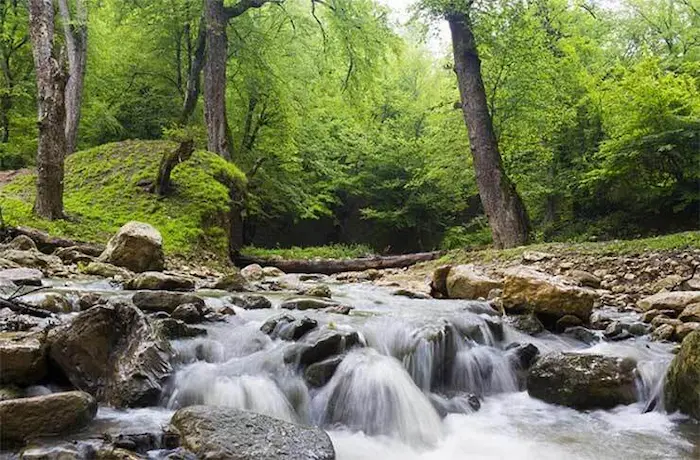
[[0, 140, 245, 261]]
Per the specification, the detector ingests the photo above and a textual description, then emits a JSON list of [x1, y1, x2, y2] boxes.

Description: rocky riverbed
[[0, 223, 699, 459]]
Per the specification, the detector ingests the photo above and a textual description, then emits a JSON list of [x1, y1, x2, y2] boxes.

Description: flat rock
[[0, 250, 63, 273], [82, 261, 134, 279], [280, 297, 343, 311], [446, 264, 503, 300], [170, 406, 335, 460], [0, 331, 47, 385], [229, 294, 272, 310], [637, 291, 700, 313], [0, 268, 43, 287], [125, 272, 195, 291], [132, 291, 205, 314], [53, 246, 95, 265]]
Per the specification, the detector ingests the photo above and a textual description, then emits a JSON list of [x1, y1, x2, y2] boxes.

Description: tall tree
[[57, 0, 87, 153], [28, 0, 67, 219], [423, 1, 530, 248], [0, 0, 30, 144]]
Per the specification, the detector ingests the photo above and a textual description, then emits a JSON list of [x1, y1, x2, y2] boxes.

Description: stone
[[212, 272, 248, 292], [391, 289, 431, 300], [505, 314, 545, 335], [20, 441, 97, 460], [229, 294, 272, 310], [262, 266, 285, 277], [78, 292, 105, 311], [324, 305, 353, 315], [522, 251, 553, 263], [679, 303, 700, 323], [0, 385, 23, 401], [0, 391, 97, 447], [642, 309, 677, 323], [681, 275, 700, 291], [170, 405, 335, 460], [0, 268, 43, 286], [0, 250, 63, 273], [568, 270, 601, 289], [7, 235, 37, 251], [281, 297, 343, 311], [292, 329, 361, 367], [304, 355, 344, 387], [430, 265, 452, 298], [445, 264, 503, 300], [637, 291, 700, 313], [301, 284, 333, 298], [31, 293, 73, 314], [48, 303, 172, 407], [653, 275, 684, 292], [154, 318, 207, 339], [505, 342, 539, 370], [563, 326, 600, 344], [83, 261, 134, 279], [652, 324, 675, 341], [171, 304, 202, 324], [527, 353, 637, 410], [240, 264, 264, 281], [675, 322, 700, 342], [502, 266, 598, 322], [650, 316, 681, 328], [0, 332, 47, 385], [53, 246, 95, 265], [261, 315, 317, 341], [132, 291, 205, 314], [665, 331, 700, 420], [125, 272, 194, 292], [98, 222, 165, 273], [555, 315, 583, 332]]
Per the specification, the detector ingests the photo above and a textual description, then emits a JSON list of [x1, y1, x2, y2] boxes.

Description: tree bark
[[448, 11, 530, 249], [180, 14, 206, 124], [154, 140, 195, 195], [29, 0, 67, 220], [57, 0, 87, 154]]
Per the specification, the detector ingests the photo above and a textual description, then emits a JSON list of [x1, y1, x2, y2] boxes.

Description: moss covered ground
[[1, 140, 245, 261]]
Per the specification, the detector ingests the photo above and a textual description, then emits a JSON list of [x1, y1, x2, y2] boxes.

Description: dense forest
[[0, 0, 698, 256]]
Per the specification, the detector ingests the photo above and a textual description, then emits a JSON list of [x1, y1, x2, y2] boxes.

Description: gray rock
[[0, 268, 43, 286], [132, 291, 205, 314], [555, 314, 583, 332], [7, 235, 37, 251], [154, 318, 207, 339], [125, 272, 194, 292], [240, 264, 264, 281], [261, 314, 318, 341], [281, 297, 344, 311], [98, 222, 165, 273], [0, 250, 63, 273], [391, 289, 431, 300], [0, 391, 97, 447], [301, 284, 333, 298], [53, 246, 95, 265], [229, 294, 272, 310], [170, 405, 335, 460], [171, 304, 202, 324], [304, 355, 344, 387], [82, 261, 134, 279], [48, 303, 172, 407], [211, 272, 248, 292], [506, 342, 539, 370], [505, 314, 545, 335], [290, 329, 361, 367], [0, 331, 47, 385], [563, 326, 600, 344], [30, 293, 73, 314], [568, 270, 601, 289], [527, 353, 637, 410], [78, 292, 105, 311], [262, 266, 285, 277], [665, 331, 700, 420]]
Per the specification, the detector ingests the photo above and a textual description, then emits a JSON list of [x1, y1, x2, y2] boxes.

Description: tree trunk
[[154, 140, 194, 195], [29, 0, 67, 220], [57, 0, 87, 154], [180, 14, 206, 124], [448, 11, 530, 249], [203, 0, 232, 159]]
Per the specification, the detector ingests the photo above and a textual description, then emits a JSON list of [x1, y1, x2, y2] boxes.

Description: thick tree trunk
[[29, 0, 67, 220], [180, 15, 206, 125], [203, 0, 232, 159], [57, 0, 87, 154], [154, 140, 194, 195], [448, 11, 530, 249]]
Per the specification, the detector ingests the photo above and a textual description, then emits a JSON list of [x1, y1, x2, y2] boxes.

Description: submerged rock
[[0, 391, 97, 447], [48, 302, 172, 407], [98, 221, 165, 273], [445, 264, 503, 300], [527, 352, 637, 410], [0, 331, 47, 385], [125, 272, 194, 292], [170, 405, 335, 460], [132, 291, 205, 314], [665, 331, 700, 420]]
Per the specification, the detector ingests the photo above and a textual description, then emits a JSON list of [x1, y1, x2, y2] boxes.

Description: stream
[[18, 277, 700, 459]]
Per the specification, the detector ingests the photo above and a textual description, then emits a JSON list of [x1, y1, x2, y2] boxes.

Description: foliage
[[242, 243, 375, 260]]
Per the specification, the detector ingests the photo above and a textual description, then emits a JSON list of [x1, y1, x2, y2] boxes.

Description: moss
[[241, 244, 375, 260], [1, 140, 246, 261], [664, 331, 700, 420]]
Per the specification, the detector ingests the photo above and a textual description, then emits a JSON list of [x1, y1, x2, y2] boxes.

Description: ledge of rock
[[125, 272, 195, 292], [444, 264, 503, 300], [132, 291, 205, 314]]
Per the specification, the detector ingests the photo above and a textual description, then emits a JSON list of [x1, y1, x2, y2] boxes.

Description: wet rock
[[98, 222, 165, 273], [53, 246, 96, 265], [125, 272, 194, 292], [675, 322, 700, 341], [83, 261, 134, 279], [301, 285, 332, 298], [262, 266, 285, 277], [568, 270, 601, 289], [527, 353, 637, 410], [502, 266, 598, 322], [637, 291, 700, 313], [0, 391, 97, 447], [652, 324, 675, 341], [0, 332, 47, 385], [30, 293, 73, 314], [505, 314, 545, 335], [20, 442, 97, 460], [0, 309, 57, 333], [261, 314, 318, 341], [589, 310, 615, 330], [78, 292, 106, 311], [304, 355, 344, 387], [563, 326, 600, 344], [555, 315, 583, 332], [679, 303, 700, 323], [429, 393, 481, 418], [445, 264, 503, 300], [281, 297, 343, 311], [48, 303, 172, 407], [291, 329, 361, 367], [8, 235, 38, 251], [132, 291, 205, 314], [240, 264, 264, 281], [299, 274, 327, 282], [0, 250, 63, 273], [154, 318, 207, 339], [211, 272, 248, 292], [664, 331, 700, 420], [392, 289, 431, 300], [324, 305, 353, 315], [229, 294, 272, 310], [506, 342, 539, 370], [0, 268, 43, 286], [170, 405, 335, 460], [171, 304, 202, 324]]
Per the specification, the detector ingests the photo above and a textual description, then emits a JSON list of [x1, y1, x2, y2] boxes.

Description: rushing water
[[31, 278, 700, 459]]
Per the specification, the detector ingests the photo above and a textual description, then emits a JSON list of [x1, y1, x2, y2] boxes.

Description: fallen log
[[0, 298, 55, 318], [234, 251, 443, 275], [4, 226, 105, 256]]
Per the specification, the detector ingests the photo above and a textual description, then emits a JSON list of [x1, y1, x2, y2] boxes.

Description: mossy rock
[[664, 330, 700, 419]]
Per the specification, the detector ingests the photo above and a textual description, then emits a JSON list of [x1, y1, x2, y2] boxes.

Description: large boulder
[[170, 406, 335, 460], [527, 353, 637, 410], [664, 331, 700, 420], [125, 272, 194, 291], [502, 266, 598, 322], [0, 332, 47, 385], [0, 268, 43, 287], [132, 290, 205, 314], [98, 222, 165, 273], [48, 302, 172, 407], [638, 291, 700, 313], [445, 264, 503, 300], [0, 391, 97, 447]]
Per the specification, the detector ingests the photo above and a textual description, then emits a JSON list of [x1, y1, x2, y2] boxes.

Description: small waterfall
[[638, 360, 669, 413], [312, 349, 444, 447], [451, 345, 519, 396]]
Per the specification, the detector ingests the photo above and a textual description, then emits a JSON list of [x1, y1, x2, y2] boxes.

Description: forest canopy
[[1, 0, 698, 255]]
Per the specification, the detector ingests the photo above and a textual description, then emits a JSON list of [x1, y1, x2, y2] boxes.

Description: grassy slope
[[1, 140, 245, 260]]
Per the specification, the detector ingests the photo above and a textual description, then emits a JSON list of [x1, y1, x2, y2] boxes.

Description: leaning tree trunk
[[29, 0, 67, 220], [203, 0, 232, 160], [448, 11, 530, 249], [154, 140, 194, 195], [57, 0, 87, 154]]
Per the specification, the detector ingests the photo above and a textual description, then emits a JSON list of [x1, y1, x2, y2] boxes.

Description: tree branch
[[225, 0, 282, 19]]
